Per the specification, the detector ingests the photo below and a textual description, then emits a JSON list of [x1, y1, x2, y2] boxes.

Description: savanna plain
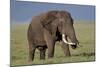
[[11, 21, 95, 66]]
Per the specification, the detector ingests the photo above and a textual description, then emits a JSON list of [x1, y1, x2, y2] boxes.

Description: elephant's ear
[[60, 11, 74, 24], [41, 11, 58, 28]]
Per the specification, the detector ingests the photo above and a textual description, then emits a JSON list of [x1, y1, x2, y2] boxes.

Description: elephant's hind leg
[[28, 41, 36, 62], [38, 46, 47, 60]]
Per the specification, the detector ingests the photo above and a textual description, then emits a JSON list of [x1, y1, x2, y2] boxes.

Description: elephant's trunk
[[62, 34, 76, 45]]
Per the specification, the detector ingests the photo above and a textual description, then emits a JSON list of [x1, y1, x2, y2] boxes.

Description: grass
[[10, 21, 95, 66]]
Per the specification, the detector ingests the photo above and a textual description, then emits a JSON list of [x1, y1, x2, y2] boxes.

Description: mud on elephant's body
[[27, 10, 79, 62]]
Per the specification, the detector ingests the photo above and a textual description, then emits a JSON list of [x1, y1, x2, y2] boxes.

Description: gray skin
[[27, 10, 79, 62]]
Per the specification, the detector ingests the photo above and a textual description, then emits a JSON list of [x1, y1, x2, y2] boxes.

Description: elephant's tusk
[[62, 34, 76, 45]]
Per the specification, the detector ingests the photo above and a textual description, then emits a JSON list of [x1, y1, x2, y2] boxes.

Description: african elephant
[[27, 10, 79, 62]]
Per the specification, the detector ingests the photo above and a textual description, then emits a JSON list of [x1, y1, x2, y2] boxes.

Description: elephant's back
[[30, 16, 44, 36], [27, 15, 46, 46]]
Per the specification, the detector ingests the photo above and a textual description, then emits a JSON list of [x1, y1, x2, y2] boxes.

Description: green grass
[[10, 21, 95, 66]]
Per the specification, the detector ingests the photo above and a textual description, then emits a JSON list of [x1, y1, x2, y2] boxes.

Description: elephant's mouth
[[62, 34, 79, 49], [56, 28, 79, 49]]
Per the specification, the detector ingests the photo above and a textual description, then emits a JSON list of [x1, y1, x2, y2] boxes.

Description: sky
[[11, 0, 95, 23]]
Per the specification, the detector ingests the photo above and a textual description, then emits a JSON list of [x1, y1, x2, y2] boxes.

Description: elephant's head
[[42, 10, 79, 49]]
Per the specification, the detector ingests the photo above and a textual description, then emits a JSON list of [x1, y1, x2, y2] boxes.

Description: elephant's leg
[[47, 43, 55, 58], [43, 29, 55, 58], [60, 41, 71, 56], [38, 47, 46, 60], [28, 41, 36, 62]]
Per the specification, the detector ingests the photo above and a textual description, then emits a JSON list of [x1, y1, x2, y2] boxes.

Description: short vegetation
[[11, 21, 95, 66]]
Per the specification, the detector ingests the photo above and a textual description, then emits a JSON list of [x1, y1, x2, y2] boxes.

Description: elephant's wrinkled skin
[[27, 10, 79, 62]]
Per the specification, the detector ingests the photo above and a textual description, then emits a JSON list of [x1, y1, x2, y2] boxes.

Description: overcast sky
[[11, 0, 95, 23]]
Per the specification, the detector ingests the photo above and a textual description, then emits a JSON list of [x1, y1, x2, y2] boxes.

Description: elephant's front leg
[[43, 29, 55, 58], [47, 42, 55, 58], [60, 41, 71, 56]]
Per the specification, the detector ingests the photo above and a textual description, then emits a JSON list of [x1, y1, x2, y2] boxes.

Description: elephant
[[27, 10, 79, 62]]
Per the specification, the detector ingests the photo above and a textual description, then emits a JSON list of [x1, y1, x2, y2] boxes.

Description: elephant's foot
[[40, 54, 45, 60]]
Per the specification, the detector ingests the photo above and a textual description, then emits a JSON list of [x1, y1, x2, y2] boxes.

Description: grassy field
[[10, 21, 95, 66]]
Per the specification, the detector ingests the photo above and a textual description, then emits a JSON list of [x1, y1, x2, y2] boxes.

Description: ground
[[10, 21, 95, 66]]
